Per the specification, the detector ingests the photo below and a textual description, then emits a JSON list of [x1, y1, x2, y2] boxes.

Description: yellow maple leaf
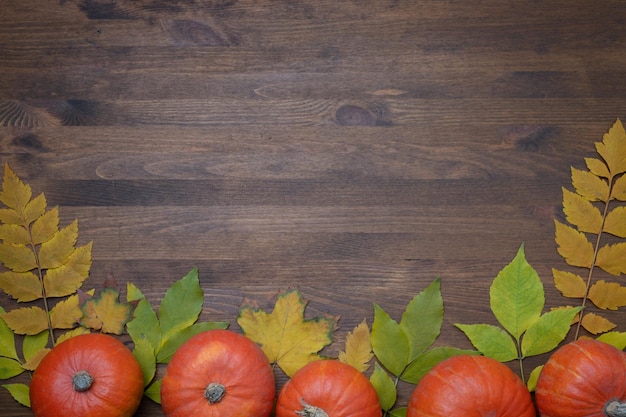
[[571, 167, 610, 202], [596, 242, 626, 276], [581, 312, 616, 335], [0, 271, 42, 302], [552, 269, 587, 299], [44, 243, 92, 298], [554, 220, 594, 268], [596, 118, 626, 176], [80, 287, 132, 334], [588, 280, 626, 310], [37, 220, 78, 270], [603, 206, 626, 238], [338, 319, 373, 372], [562, 187, 603, 233], [1, 307, 48, 335], [237, 289, 338, 377]]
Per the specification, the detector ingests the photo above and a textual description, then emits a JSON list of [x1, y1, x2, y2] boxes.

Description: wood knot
[[335, 105, 375, 126]]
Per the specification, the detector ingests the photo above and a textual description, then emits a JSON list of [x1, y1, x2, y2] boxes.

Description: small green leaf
[[0, 307, 18, 360], [145, 379, 162, 404], [127, 296, 161, 354], [455, 323, 518, 362], [23, 331, 49, 361], [158, 268, 203, 344], [157, 321, 227, 364], [370, 362, 396, 411], [399, 278, 443, 361], [2, 383, 30, 407], [133, 336, 157, 387], [527, 365, 543, 392], [389, 408, 407, 417], [597, 331, 626, 350], [490, 244, 544, 341], [0, 357, 24, 379], [371, 304, 410, 376], [402, 346, 478, 384], [521, 307, 582, 357]]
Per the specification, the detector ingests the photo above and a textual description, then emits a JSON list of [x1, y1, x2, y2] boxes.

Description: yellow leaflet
[[44, 243, 92, 298], [338, 319, 373, 372], [37, 220, 78, 270], [31, 207, 59, 245], [585, 157, 610, 179], [56, 327, 90, 345], [604, 206, 626, 238], [581, 312, 616, 335], [562, 187, 603, 233], [588, 280, 626, 310], [552, 269, 586, 298], [554, 220, 594, 268], [80, 288, 132, 335], [237, 290, 338, 377], [50, 294, 83, 329], [0, 271, 42, 302], [0, 165, 32, 213], [1, 307, 48, 335], [0, 243, 37, 273], [21, 348, 50, 371], [571, 167, 609, 202], [0, 208, 21, 225], [596, 118, 626, 176], [611, 175, 626, 201], [596, 242, 626, 276], [24, 194, 46, 226], [0, 224, 30, 246]]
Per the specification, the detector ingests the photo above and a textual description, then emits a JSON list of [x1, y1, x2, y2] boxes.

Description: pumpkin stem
[[295, 399, 329, 417], [72, 370, 94, 392], [204, 382, 226, 404], [606, 400, 626, 417]]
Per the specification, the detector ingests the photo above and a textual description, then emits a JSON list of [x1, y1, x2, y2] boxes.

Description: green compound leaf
[[455, 323, 518, 362], [521, 306, 582, 357], [2, 383, 30, 407], [371, 304, 410, 377], [370, 362, 396, 411], [158, 267, 204, 345]]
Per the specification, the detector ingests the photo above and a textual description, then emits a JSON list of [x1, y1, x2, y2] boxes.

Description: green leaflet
[[490, 244, 544, 341], [125, 268, 228, 402], [597, 331, 626, 350], [370, 363, 396, 411], [400, 278, 443, 361], [0, 307, 18, 361], [371, 304, 410, 376], [521, 307, 582, 356], [454, 324, 517, 362], [2, 383, 30, 407], [401, 346, 478, 384]]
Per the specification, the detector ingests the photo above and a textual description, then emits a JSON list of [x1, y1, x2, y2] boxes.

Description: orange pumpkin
[[407, 354, 535, 417], [535, 339, 626, 417], [29, 333, 144, 417], [275, 360, 382, 417], [160, 329, 275, 417]]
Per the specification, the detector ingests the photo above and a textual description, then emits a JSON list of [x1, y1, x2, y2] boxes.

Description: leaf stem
[[574, 175, 613, 340], [28, 236, 55, 347]]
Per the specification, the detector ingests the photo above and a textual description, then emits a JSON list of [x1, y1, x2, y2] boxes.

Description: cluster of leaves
[[456, 245, 581, 388], [553, 118, 626, 338]]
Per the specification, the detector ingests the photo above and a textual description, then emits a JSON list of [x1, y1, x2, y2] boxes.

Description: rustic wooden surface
[[1, 0, 626, 415]]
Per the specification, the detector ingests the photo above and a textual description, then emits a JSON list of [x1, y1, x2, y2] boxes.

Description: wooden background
[[1, 0, 626, 415]]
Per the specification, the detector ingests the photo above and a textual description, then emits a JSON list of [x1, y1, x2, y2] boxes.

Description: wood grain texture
[[1, 0, 625, 415]]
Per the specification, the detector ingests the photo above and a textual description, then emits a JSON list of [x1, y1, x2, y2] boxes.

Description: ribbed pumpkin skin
[[275, 360, 382, 417], [407, 355, 535, 417], [535, 339, 626, 417], [29, 333, 144, 417], [160, 329, 275, 417]]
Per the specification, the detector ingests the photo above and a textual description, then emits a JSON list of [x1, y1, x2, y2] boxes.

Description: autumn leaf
[[1, 307, 48, 336], [80, 287, 133, 334], [338, 319, 373, 372], [554, 221, 594, 268], [588, 281, 626, 310], [237, 289, 338, 377], [552, 269, 587, 299], [581, 312, 617, 334]]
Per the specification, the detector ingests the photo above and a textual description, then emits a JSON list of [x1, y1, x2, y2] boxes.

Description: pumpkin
[[29, 333, 144, 417], [275, 359, 382, 417], [160, 329, 275, 417], [407, 354, 535, 417], [535, 339, 626, 417]]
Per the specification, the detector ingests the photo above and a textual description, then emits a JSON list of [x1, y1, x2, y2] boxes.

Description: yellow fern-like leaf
[[604, 206, 626, 238], [30, 207, 59, 245], [588, 280, 626, 310], [585, 157, 610, 179], [554, 220, 594, 268], [0, 243, 37, 273], [596, 242, 626, 276], [571, 167, 610, 202], [37, 220, 78, 270], [1, 307, 48, 335], [50, 294, 83, 329], [0, 271, 42, 302], [0, 224, 30, 246], [23, 194, 46, 226], [581, 312, 617, 335], [611, 175, 626, 201], [44, 243, 92, 298], [0, 165, 32, 214], [596, 118, 626, 176], [562, 187, 603, 233], [552, 269, 587, 298], [338, 319, 373, 372]]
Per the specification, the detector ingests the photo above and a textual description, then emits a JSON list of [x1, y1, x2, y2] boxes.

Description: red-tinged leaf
[[562, 187, 603, 233], [571, 167, 609, 202], [588, 280, 626, 310], [0, 271, 42, 302], [554, 220, 594, 268], [552, 269, 586, 299], [596, 118, 626, 176], [43, 242, 92, 298], [0, 164, 32, 213], [30, 207, 59, 245], [37, 220, 78, 269], [581, 312, 616, 335], [596, 242, 626, 276], [585, 157, 610, 179], [80, 287, 133, 334], [604, 206, 626, 238], [0, 243, 37, 273], [1, 307, 48, 335]]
